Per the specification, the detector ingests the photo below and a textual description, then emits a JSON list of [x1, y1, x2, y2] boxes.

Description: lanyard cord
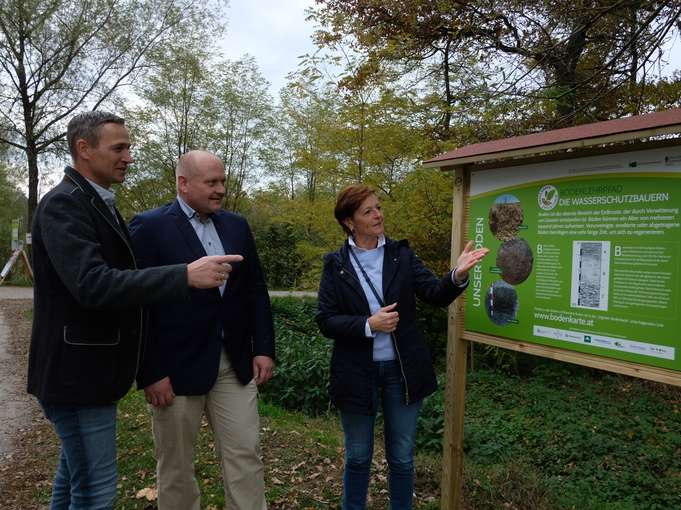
[[348, 245, 385, 308]]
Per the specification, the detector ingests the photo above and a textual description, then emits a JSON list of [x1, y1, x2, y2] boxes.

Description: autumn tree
[[117, 43, 215, 218], [310, 0, 681, 133], [208, 57, 274, 211]]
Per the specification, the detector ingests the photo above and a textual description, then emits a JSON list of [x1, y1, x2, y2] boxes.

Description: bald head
[[176, 150, 226, 218], [176, 150, 224, 180]]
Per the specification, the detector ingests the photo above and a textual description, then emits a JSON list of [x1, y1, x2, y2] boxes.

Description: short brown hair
[[334, 184, 376, 236], [67, 111, 125, 161]]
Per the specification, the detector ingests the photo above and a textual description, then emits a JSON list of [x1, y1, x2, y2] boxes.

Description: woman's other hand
[[454, 240, 490, 282], [368, 302, 400, 333]]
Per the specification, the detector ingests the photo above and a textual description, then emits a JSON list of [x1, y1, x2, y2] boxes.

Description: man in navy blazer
[[129, 151, 275, 510]]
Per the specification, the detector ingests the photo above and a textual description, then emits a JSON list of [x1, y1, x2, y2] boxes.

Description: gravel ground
[[0, 286, 34, 300], [0, 299, 55, 510]]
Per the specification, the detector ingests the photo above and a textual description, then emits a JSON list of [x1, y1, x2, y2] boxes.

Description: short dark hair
[[67, 111, 125, 161], [334, 184, 376, 236]]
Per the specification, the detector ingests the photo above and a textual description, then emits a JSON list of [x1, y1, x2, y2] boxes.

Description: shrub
[[260, 298, 333, 415]]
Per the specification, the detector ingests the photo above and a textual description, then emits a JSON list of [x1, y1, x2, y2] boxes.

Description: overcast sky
[[220, 0, 681, 99], [219, 0, 318, 97]]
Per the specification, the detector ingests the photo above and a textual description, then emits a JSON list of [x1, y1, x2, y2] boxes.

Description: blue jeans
[[339, 360, 423, 510], [40, 402, 118, 510]]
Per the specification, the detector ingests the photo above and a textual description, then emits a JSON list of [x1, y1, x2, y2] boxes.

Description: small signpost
[[0, 218, 33, 285], [424, 108, 681, 510]]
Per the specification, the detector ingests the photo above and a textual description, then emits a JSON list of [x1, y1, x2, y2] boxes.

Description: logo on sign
[[538, 185, 559, 210]]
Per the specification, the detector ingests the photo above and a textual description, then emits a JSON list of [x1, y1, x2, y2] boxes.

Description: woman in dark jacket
[[316, 185, 488, 510]]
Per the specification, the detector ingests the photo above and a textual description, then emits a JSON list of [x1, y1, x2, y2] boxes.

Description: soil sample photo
[[489, 197, 524, 241], [496, 238, 534, 285], [485, 281, 519, 326]]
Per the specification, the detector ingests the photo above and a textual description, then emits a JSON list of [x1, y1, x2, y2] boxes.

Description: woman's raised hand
[[454, 240, 489, 282]]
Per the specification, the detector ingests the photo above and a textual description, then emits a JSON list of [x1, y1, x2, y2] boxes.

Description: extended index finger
[[217, 254, 244, 263]]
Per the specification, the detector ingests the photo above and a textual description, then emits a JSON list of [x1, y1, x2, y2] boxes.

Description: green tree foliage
[[117, 51, 273, 218], [251, 222, 301, 289], [210, 58, 273, 211], [0, 164, 27, 265], [384, 167, 454, 275], [256, 64, 458, 288], [0, 0, 223, 226], [117, 43, 216, 218]]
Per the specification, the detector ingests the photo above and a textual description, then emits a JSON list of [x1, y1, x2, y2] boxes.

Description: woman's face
[[346, 194, 384, 239]]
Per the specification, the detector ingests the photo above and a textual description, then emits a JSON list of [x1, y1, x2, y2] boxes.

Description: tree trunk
[[26, 144, 39, 229], [441, 38, 453, 138]]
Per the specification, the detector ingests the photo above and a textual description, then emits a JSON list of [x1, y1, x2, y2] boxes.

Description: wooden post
[[441, 166, 469, 510]]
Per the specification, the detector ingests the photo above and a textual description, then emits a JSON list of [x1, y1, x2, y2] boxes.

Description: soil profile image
[[489, 194, 523, 241], [570, 240, 610, 311], [496, 238, 534, 285], [485, 281, 519, 326]]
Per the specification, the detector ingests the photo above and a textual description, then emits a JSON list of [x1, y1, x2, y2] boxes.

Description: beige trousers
[[151, 350, 267, 510]]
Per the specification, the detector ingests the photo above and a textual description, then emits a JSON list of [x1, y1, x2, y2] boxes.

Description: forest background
[[2, 3, 681, 508], [1, 0, 680, 287]]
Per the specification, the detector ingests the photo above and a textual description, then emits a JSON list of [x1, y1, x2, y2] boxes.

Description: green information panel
[[466, 146, 681, 371]]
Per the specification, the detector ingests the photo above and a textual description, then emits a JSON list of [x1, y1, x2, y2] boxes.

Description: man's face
[[179, 159, 226, 216], [79, 123, 134, 188]]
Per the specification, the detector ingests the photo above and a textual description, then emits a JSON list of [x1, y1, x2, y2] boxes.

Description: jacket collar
[[64, 166, 95, 195], [168, 199, 231, 299], [63, 166, 128, 240], [168, 199, 207, 260], [332, 237, 405, 307]]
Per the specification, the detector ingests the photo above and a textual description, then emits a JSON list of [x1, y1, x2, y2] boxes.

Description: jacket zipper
[[340, 260, 411, 406], [390, 331, 410, 405]]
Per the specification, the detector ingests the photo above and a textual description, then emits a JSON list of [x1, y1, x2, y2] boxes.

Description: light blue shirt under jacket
[[348, 235, 396, 361], [349, 235, 470, 362], [85, 177, 118, 224], [177, 195, 226, 296]]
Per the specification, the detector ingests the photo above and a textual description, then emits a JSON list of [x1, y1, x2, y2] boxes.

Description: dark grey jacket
[[27, 167, 188, 405], [316, 238, 467, 415]]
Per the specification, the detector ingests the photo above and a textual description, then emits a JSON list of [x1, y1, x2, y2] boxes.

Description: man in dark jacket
[[27, 111, 239, 510], [129, 150, 275, 510]]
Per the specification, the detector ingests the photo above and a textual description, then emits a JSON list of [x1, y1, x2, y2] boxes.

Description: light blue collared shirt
[[176, 196, 226, 295], [348, 235, 396, 361], [85, 177, 118, 224], [348, 235, 470, 362]]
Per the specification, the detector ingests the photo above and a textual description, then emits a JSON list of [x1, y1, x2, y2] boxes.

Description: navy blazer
[[129, 200, 275, 395]]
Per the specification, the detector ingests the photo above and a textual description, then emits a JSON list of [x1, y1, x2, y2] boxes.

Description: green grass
[[461, 366, 681, 510], [114, 391, 348, 510], [265, 297, 681, 510], [112, 364, 681, 510], [22, 297, 681, 509]]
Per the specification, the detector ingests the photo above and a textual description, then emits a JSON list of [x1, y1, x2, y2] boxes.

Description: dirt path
[[0, 286, 33, 300], [0, 299, 55, 509], [0, 300, 37, 457]]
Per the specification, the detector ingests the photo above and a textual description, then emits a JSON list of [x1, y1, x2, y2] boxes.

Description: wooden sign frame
[[427, 116, 681, 510]]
